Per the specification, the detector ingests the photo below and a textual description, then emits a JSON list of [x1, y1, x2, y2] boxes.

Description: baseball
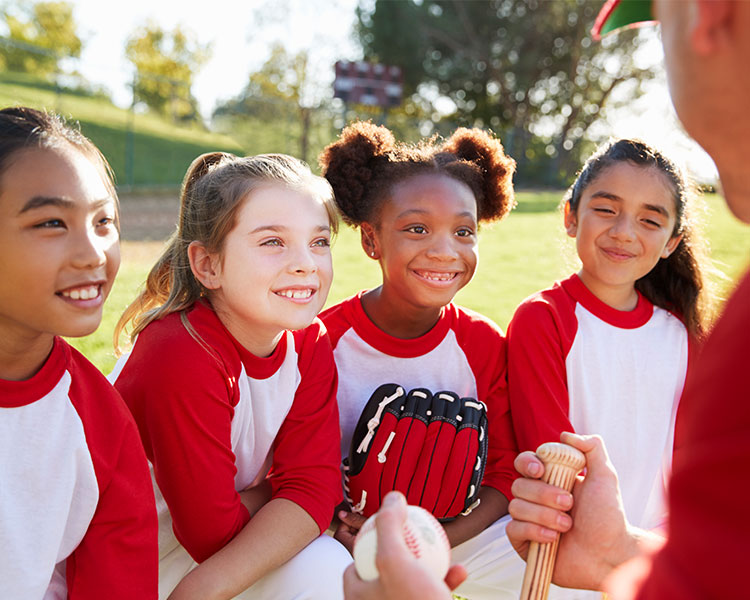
[[352, 504, 451, 582]]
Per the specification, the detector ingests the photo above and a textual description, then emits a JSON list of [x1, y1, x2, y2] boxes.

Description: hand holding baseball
[[343, 492, 467, 600]]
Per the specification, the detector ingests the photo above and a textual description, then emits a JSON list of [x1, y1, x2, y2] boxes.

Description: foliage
[[125, 22, 210, 123], [213, 43, 325, 163], [0, 70, 243, 187], [357, 0, 655, 185], [0, 1, 82, 75]]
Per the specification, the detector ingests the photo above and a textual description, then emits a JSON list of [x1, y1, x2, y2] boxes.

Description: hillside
[[0, 71, 244, 187]]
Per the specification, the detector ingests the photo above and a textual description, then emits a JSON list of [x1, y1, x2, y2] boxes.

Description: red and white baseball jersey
[[320, 293, 517, 501], [111, 300, 342, 570], [507, 274, 690, 529], [0, 337, 157, 599]]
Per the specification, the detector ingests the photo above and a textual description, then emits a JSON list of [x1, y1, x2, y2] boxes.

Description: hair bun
[[442, 128, 516, 222], [320, 121, 396, 224]]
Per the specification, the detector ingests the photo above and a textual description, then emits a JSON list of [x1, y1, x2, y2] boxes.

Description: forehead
[[386, 173, 477, 217], [237, 183, 330, 224], [0, 145, 112, 211], [586, 161, 677, 210]]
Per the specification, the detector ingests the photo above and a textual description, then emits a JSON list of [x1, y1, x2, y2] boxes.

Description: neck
[[0, 329, 55, 381], [361, 287, 443, 339], [211, 305, 283, 358], [577, 271, 639, 312]]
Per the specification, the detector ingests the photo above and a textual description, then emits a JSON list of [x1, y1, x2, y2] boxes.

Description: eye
[[642, 218, 662, 228], [455, 227, 475, 238], [97, 215, 117, 228], [34, 218, 65, 229], [311, 237, 331, 248], [406, 225, 427, 234], [593, 207, 615, 215], [261, 238, 283, 247]]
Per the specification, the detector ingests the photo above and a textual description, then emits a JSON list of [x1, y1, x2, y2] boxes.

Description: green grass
[[0, 71, 243, 186], [69, 190, 750, 374]]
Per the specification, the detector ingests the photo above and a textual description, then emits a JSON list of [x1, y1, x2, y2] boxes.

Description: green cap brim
[[592, 0, 654, 40]]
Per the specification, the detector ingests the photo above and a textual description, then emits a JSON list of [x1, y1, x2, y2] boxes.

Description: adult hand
[[342, 492, 467, 600], [507, 433, 644, 591]]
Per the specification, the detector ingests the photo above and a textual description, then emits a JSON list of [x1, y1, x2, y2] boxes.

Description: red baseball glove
[[343, 383, 488, 521]]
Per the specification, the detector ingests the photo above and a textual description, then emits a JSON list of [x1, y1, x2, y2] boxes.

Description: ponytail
[[114, 152, 337, 353]]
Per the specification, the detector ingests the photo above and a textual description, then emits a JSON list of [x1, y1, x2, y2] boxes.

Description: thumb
[[559, 432, 615, 477], [375, 492, 410, 559]]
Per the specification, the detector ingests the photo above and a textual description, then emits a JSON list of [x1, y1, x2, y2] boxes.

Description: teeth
[[61, 286, 98, 300], [419, 271, 456, 281], [277, 289, 313, 299]]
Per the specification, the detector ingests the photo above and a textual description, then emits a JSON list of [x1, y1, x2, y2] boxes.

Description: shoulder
[[292, 318, 335, 372], [65, 343, 144, 475], [114, 303, 240, 397], [509, 280, 577, 333], [319, 295, 358, 348]]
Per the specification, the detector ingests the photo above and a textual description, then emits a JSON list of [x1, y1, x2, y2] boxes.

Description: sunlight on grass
[[69, 191, 750, 374]]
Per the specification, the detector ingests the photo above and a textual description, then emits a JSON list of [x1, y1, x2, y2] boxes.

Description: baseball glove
[[343, 383, 488, 521]]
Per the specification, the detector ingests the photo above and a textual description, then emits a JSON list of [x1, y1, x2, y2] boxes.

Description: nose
[[71, 228, 109, 270], [425, 233, 459, 261], [609, 214, 636, 242], [289, 244, 318, 274]]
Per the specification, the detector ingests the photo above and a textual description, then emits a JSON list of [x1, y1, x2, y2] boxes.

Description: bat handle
[[519, 442, 586, 600]]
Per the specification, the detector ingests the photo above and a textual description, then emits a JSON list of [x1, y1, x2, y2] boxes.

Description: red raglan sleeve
[[457, 311, 518, 501], [506, 295, 576, 453], [66, 358, 158, 600], [114, 321, 250, 563], [268, 321, 342, 533]]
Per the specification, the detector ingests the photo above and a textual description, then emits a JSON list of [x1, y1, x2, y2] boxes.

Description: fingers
[[444, 564, 468, 591], [514, 450, 545, 479], [343, 563, 380, 600], [511, 476, 573, 512], [508, 493, 572, 533], [506, 516, 557, 552], [339, 510, 368, 529]]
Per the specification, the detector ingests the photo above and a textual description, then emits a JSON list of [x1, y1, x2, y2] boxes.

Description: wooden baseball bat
[[519, 442, 586, 600]]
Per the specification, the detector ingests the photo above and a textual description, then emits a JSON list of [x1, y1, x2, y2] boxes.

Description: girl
[[0, 107, 157, 598], [506, 139, 711, 597], [111, 152, 351, 600], [319, 121, 524, 599]]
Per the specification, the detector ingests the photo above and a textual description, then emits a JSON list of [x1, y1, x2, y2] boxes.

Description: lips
[[274, 287, 316, 300], [57, 284, 102, 301], [413, 270, 460, 282], [601, 246, 636, 261]]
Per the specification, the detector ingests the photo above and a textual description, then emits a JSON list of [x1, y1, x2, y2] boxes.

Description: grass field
[[0, 71, 244, 186], [70, 190, 750, 374]]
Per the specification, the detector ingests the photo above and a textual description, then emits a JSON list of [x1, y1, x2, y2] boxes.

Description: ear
[[187, 241, 222, 290], [563, 202, 577, 238], [360, 223, 380, 260], [662, 233, 683, 259], [691, 0, 734, 55]]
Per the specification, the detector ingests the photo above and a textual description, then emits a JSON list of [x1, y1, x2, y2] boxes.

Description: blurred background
[[2, 0, 747, 371]]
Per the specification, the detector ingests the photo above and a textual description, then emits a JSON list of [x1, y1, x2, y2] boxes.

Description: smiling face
[[566, 161, 682, 310], [0, 145, 120, 350], [200, 184, 333, 356], [366, 173, 479, 314]]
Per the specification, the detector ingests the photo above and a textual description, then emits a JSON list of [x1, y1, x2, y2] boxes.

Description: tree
[[1, 1, 82, 75], [125, 23, 209, 123], [357, 0, 655, 184], [213, 44, 322, 163]]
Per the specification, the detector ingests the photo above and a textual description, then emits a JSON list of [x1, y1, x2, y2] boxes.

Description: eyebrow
[[395, 208, 476, 220], [250, 224, 330, 234], [589, 192, 671, 218], [18, 196, 115, 215], [18, 196, 74, 214]]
